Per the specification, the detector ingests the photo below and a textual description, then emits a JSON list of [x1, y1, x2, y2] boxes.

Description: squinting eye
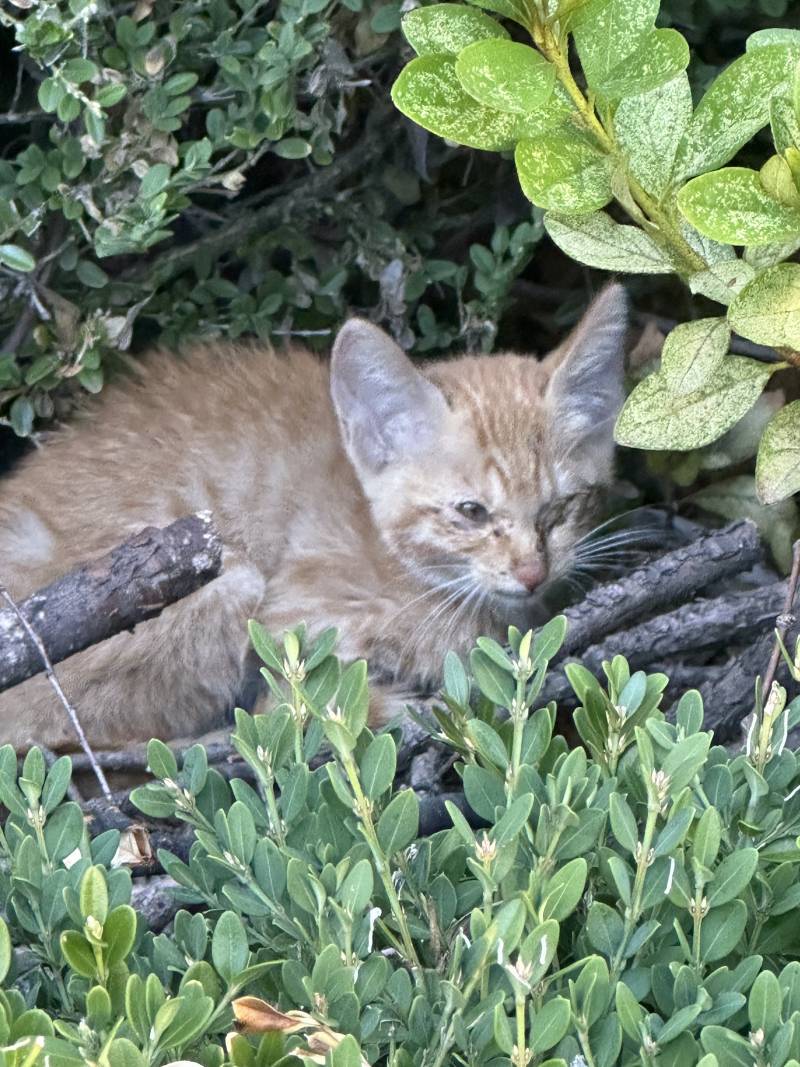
[[456, 500, 490, 523]]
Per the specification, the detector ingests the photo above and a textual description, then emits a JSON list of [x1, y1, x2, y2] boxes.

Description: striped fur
[[0, 285, 627, 750]]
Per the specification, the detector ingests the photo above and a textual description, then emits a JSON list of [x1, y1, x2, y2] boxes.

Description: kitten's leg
[[0, 560, 268, 752]]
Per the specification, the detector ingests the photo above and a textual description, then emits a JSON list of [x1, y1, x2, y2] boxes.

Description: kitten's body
[[0, 285, 627, 751]]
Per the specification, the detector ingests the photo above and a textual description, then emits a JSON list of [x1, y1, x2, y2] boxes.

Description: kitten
[[0, 283, 627, 751]]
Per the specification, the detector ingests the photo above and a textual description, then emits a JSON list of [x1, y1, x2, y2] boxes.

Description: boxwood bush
[[2, 617, 800, 1065]]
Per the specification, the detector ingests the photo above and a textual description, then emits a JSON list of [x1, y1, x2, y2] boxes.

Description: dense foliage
[[2, 618, 800, 1065], [391, 0, 800, 508]]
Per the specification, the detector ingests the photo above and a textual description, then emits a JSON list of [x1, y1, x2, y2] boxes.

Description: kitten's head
[[331, 284, 627, 607]]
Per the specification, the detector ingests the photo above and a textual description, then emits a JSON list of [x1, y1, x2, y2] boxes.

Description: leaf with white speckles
[[464, 0, 534, 30], [544, 210, 673, 273], [677, 168, 800, 246], [573, 0, 658, 93], [515, 133, 612, 214], [391, 55, 521, 151], [689, 260, 756, 305], [615, 357, 773, 451], [770, 95, 800, 155], [745, 235, 800, 270], [401, 4, 508, 57], [597, 28, 689, 99], [756, 401, 800, 504], [692, 474, 799, 569], [675, 44, 800, 180], [728, 263, 800, 348], [614, 74, 691, 198], [455, 40, 555, 115], [660, 318, 730, 395], [747, 28, 800, 51]]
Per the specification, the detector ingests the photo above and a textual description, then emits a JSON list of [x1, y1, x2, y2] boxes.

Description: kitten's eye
[[456, 500, 490, 523]]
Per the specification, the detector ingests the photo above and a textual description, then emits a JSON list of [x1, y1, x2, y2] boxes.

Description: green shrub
[[3, 618, 800, 1064], [0, 0, 551, 438], [391, 0, 800, 506]]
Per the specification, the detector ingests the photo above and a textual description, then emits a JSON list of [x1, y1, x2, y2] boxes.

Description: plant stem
[[538, 27, 708, 278], [341, 752, 421, 968], [610, 804, 658, 982]]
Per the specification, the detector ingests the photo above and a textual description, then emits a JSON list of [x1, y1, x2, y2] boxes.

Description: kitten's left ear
[[544, 283, 628, 448]]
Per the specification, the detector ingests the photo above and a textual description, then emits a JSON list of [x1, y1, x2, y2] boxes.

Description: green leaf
[[337, 660, 369, 739], [676, 44, 800, 179], [0, 244, 35, 272], [756, 401, 800, 504], [516, 131, 612, 215], [62, 58, 98, 83], [359, 734, 396, 799], [530, 996, 571, 1053], [211, 911, 249, 983], [60, 931, 96, 978], [456, 40, 555, 114], [544, 210, 673, 273], [38, 77, 63, 112], [44, 801, 84, 863], [147, 738, 178, 782], [339, 858, 373, 915], [729, 263, 800, 347], [700, 1026, 755, 1066], [707, 848, 759, 907], [609, 793, 638, 855], [0, 919, 11, 984], [700, 900, 748, 962], [331, 1034, 363, 1067], [692, 475, 799, 570], [678, 168, 800, 246], [139, 163, 171, 199], [76, 260, 109, 288], [689, 260, 756, 306], [273, 137, 312, 160], [10, 396, 34, 436], [614, 73, 692, 199], [470, 648, 515, 707], [749, 969, 781, 1036], [662, 733, 711, 791], [599, 28, 689, 99], [104, 905, 137, 966], [163, 72, 198, 95], [541, 857, 587, 921], [463, 0, 534, 30], [660, 318, 730, 395], [377, 789, 419, 856], [392, 55, 521, 151], [693, 807, 722, 869], [574, 0, 659, 94], [614, 357, 772, 451], [402, 4, 508, 56], [492, 793, 533, 845], [80, 866, 109, 924], [586, 902, 624, 959], [463, 764, 504, 821]]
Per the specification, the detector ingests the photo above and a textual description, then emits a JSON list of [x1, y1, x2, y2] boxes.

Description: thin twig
[[759, 539, 800, 708], [0, 584, 113, 802]]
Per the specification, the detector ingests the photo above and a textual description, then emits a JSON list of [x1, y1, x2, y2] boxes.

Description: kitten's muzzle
[[512, 561, 546, 593]]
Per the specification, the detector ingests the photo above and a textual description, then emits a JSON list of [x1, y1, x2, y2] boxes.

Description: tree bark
[[0, 512, 222, 692], [557, 519, 763, 660]]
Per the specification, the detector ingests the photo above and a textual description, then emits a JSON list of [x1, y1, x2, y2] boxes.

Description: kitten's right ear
[[331, 318, 449, 476]]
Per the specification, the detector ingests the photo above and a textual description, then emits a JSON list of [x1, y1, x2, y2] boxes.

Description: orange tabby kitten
[[0, 284, 627, 751]]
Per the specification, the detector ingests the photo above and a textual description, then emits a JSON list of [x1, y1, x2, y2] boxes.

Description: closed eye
[[456, 500, 490, 523]]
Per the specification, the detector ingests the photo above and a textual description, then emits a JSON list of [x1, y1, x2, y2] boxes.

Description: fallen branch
[[557, 519, 763, 661], [0, 584, 113, 801], [0, 512, 222, 692]]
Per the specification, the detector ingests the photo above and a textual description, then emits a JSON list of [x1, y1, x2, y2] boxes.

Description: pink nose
[[513, 561, 545, 592]]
